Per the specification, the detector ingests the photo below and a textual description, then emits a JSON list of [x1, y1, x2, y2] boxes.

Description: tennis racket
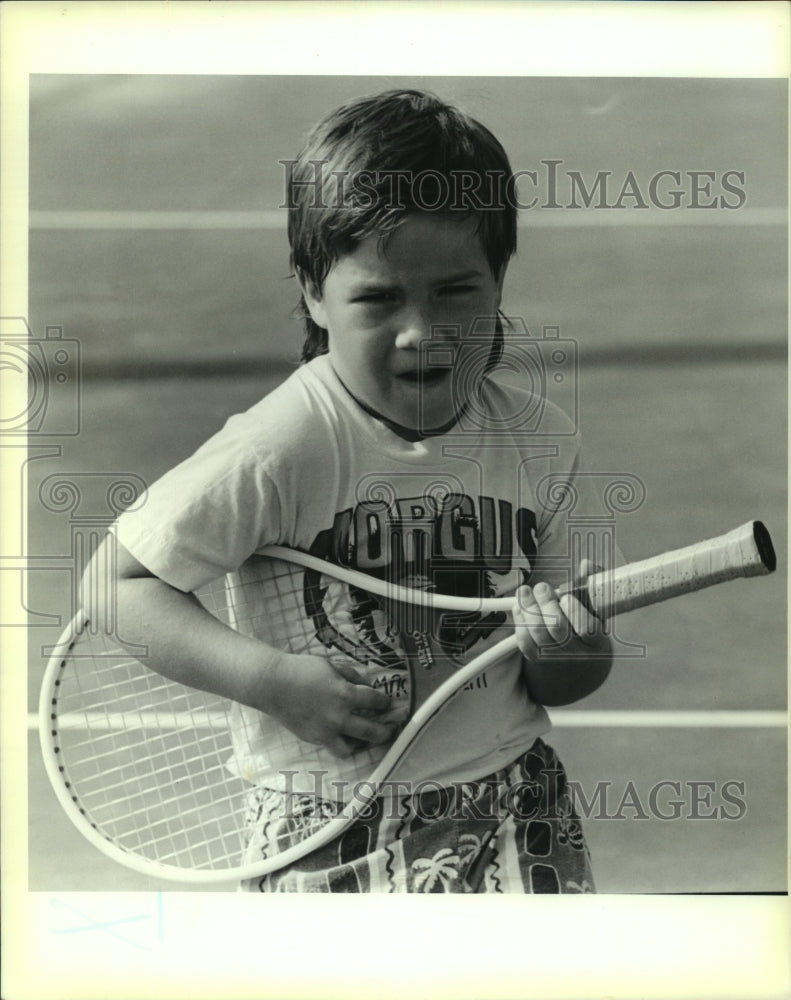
[[39, 520, 775, 884]]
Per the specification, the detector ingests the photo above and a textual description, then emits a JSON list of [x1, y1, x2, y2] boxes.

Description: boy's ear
[[296, 268, 329, 330]]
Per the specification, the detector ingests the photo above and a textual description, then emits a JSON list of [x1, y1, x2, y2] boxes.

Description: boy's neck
[[338, 376, 465, 442]]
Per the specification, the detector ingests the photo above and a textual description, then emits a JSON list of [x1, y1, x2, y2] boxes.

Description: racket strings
[[46, 556, 378, 872], [207, 558, 318, 649], [45, 553, 518, 874], [48, 620, 252, 870]]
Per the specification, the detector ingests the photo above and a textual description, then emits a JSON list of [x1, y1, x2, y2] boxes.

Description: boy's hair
[[285, 89, 518, 362]]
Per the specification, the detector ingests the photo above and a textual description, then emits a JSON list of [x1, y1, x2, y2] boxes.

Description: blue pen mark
[[50, 893, 165, 950]]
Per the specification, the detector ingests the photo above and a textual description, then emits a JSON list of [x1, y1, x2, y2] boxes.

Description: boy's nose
[[394, 308, 451, 350]]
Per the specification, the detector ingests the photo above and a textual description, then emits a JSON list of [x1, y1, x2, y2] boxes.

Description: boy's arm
[[82, 537, 397, 758], [513, 560, 613, 707]]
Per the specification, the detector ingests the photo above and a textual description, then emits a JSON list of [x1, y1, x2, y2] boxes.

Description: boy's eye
[[351, 285, 478, 306], [354, 292, 396, 304]]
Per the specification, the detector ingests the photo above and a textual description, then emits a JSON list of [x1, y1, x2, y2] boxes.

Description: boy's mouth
[[396, 367, 453, 385]]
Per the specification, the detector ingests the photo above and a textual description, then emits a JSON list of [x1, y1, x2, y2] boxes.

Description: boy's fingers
[[513, 584, 563, 655], [344, 714, 397, 747], [574, 560, 603, 585], [531, 582, 567, 643], [513, 585, 552, 628], [329, 656, 367, 685], [350, 682, 392, 714], [378, 704, 410, 726], [331, 656, 392, 712], [322, 733, 356, 758], [560, 592, 599, 640]]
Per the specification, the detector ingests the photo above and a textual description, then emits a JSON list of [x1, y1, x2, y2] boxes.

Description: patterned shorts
[[239, 739, 595, 893]]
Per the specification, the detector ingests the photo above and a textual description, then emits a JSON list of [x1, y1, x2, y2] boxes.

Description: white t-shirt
[[114, 355, 607, 798]]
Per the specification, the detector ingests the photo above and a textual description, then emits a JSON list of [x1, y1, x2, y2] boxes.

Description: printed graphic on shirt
[[303, 493, 538, 712]]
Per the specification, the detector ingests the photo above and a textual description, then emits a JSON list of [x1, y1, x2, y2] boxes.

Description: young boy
[[101, 89, 613, 893]]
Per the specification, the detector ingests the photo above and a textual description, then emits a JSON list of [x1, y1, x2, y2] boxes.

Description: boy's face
[[300, 215, 505, 435]]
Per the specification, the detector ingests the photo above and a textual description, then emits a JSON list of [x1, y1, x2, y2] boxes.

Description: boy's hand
[[263, 652, 404, 759], [513, 559, 613, 706]]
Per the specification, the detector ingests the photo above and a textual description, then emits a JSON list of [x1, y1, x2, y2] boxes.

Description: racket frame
[[38, 519, 775, 884]]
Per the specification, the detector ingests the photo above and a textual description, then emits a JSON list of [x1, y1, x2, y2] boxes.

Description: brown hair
[[283, 89, 518, 362]]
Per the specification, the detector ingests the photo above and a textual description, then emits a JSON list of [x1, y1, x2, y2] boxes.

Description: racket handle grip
[[564, 520, 776, 620]]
